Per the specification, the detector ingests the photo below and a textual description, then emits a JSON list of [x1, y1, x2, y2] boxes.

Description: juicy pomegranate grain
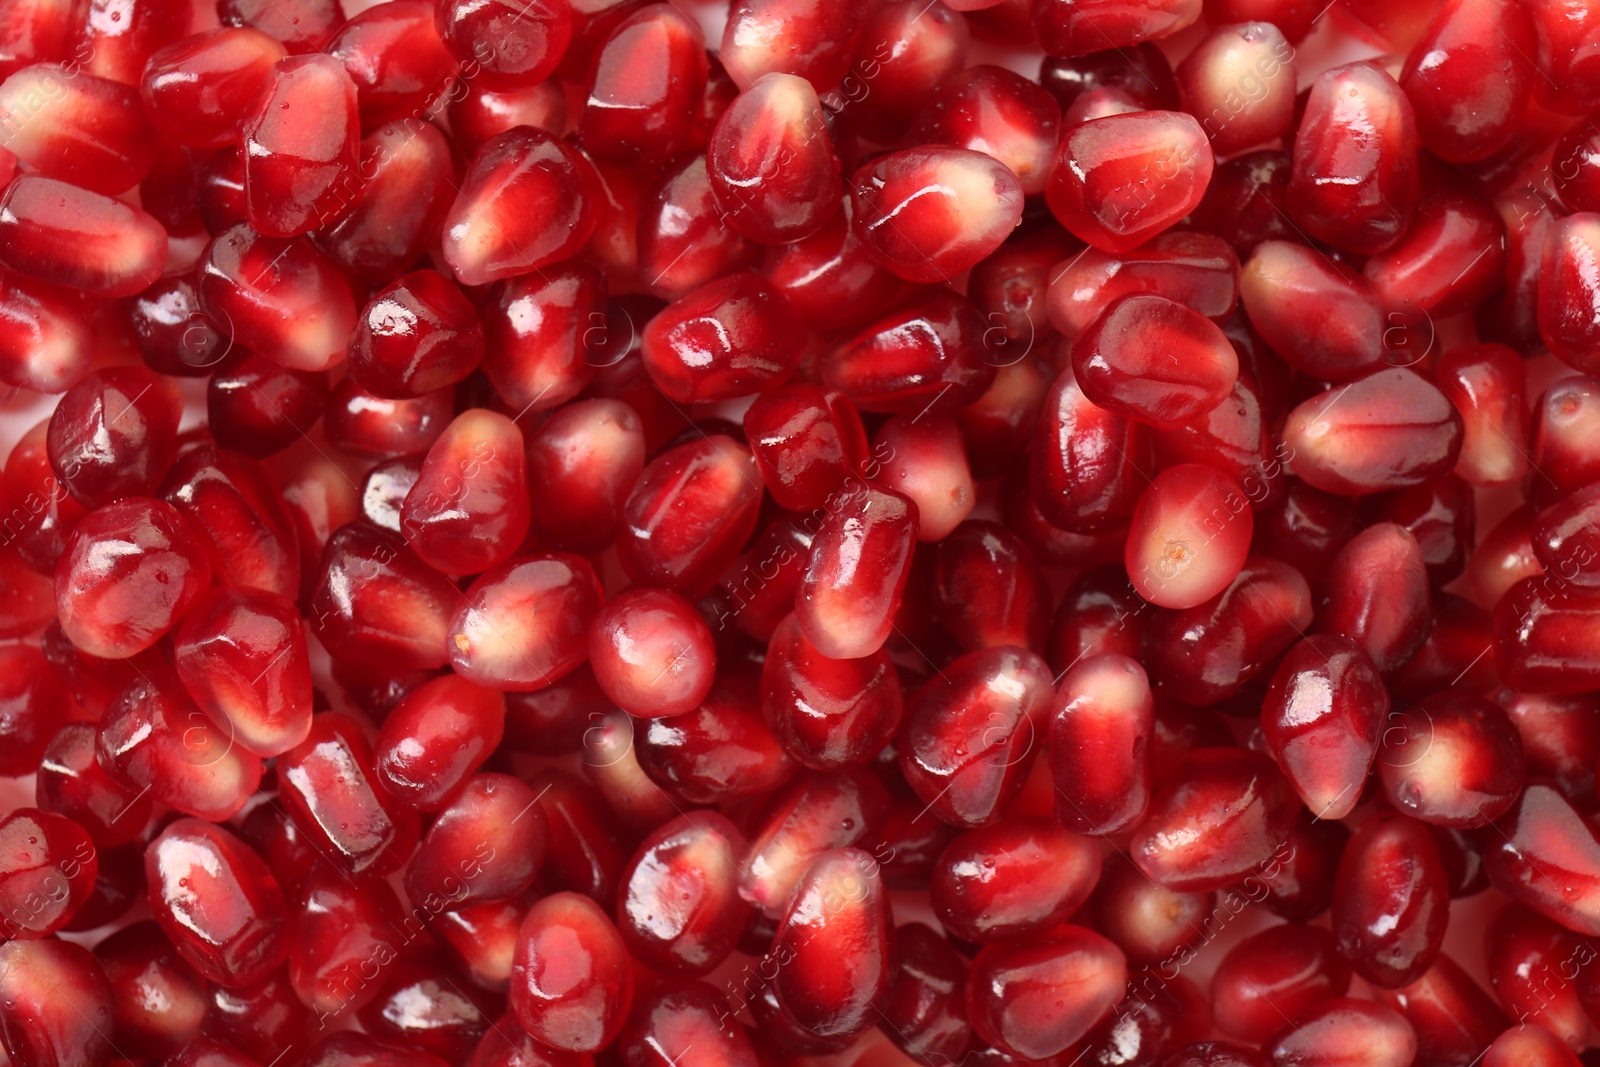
[[1050, 653, 1154, 835], [772, 848, 893, 1040], [966, 926, 1127, 1059], [0, 176, 167, 297], [512, 892, 633, 1053], [0, 938, 115, 1067]]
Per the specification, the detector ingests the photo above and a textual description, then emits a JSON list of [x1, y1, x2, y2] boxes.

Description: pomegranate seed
[[130, 274, 229, 378], [1404, 0, 1529, 150], [512, 891, 633, 1053], [1072, 295, 1238, 433], [348, 270, 484, 399], [1211, 923, 1351, 1042], [843, 0, 970, 144], [743, 385, 869, 512], [1030, 365, 1154, 533], [930, 816, 1100, 942], [1039, 44, 1180, 110], [1333, 811, 1450, 987], [825, 289, 995, 415], [0, 806, 96, 938], [44, 366, 180, 509], [1046, 565, 1149, 671], [638, 154, 757, 299], [761, 612, 902, 770], [1047, 231, 1240, 341], [206, 352, 329, 459], [1502, 689, 1600, 812], [898, 645, 1053, 828], [0, 272, 95, 395], [1366, 190, 1506, 321], [635, 678, 797, 802], [1288, 62, 1419, 254], [706, 73, 842, 244], [0, 176, 166, 297], [481, 260, 606, 416], [933, 520, 1050, 653], [220, 0, 343, 52], [1494, 577, 1600, 694], [1175, 22, 1297, 157], [199, 224, 357, 373], [912, 65, 1061, 197], [277, 711, 422, 876], [527, 767, 631, 904], [617, 435, 763, 596], [239, 54, 358, 237], [323, 0, 454, 124], [1125, 463, 1253, 610], [1284, 368, 1463, 496], [618, 982, 761, 1067], [373, 674, 505, 811], [94, 922, 209, 1059], [447, 552, 602, 690], [1482, 1026, 1585, 1067], [145, 818, 288, 988], [1263, 997, 1418, 1067], [1379, 691, 1525, 827], [204, 970, 309, 1064], [288, 861, 405, 1016], [771, 847, 893, 1040], [615, 810, 748, 976], [1033, 0, 1199, 55], [1131, 747, 1299, 891], [849, 145, 1023, 283], [872, 415, 976, 543], [36, 721, 148, 845], [449, 80, 565, 154], [966, 925, 1127, 1059], [641, 273, 803, 402], [139, 28, 285, 149], [760, 194, 904, 331], [582, 706, 679, 830], [719, 0, 865, 89], [0, 0, 78, 80], [579, 5, 707, 166], [523, 399, 645, 551], [0, 938, 114, 1067], [737, 768, 888, 916], [1259, 635, 1386, 820], [1372, 954, 1508, 1067], [793, 482, 918, 658], [1314, 523, 1432, 673], [1092, 854, 1214, 964], [309, 522, 460, 670], [432, 899, 523, 991], [1484, 782, 1600, 935], [1487, 904, 1593, 1048], [0, 64, 154, 193], [360, 953, 499, 1062], [1237, 241, 1387, 382], [399, 408, 530, 575], [1045, 110, 1213, 254], [1142, 555, 1313, 705], [1050, 653, 1153, 835], [588, 586, 714, 718], [878, 922, 973, 1066], [161, 444, 302, 600], [313, 120, 455, 286], [1522, 0, 1600, 114]]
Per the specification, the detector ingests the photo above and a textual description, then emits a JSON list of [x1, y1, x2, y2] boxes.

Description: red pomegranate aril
[[1522, 0, 1600, 114], [1529, 374, 1600, 508], [46, 366, 181, 509], [199, 224, 357, 373], [760, 194, 903, 331], [1264, 997, 1418, 1067], [1175, 22, 1297, 156], [511, 891, 633, 1053], [770, 847, 892, 1041], [1371, 954, 1507, 1067], [872, 415, 975, 543], [1030, 366, 1153, 534], [528, 768, 631, 905], [1361, 476, 1475, 589], [1238, 241, 1385, 382], [141, 28, 288, 148], [1501, 689, 1600, 813], [400, 408, 530, 575], [145, 818, 288, 989], [931, 816, 1100, 942], [406, 772, 544, 912], [288, 862, 404, 1017], [1366, 190, 1507, 319], [312, 119, 455, 286], [482, 260, 606, 416], [1033, 0, 1198, 55], [717, 519, 815, 641], [588, 587, 715, 719], [743, 385, 869, 513], [1486, 904, 1593, 1048], [1047, 231, 1240, 341], [0, 938, 115, 1067], [1046, 110, 1213, 254], [1046, 565, 1149, 672], [706, 72, 841, 244], [0, 806, 96, 938], [278, 711, 422, 877], [349, 270, 483, 399], [1260, 635, 1387, 820], [204, 970, 309, 1064], [238, 802, 319, 890], [1539, 214, 1600, 374], [840, 0, 969, 145], [130, 274, 229, 378], [206, 351, 329, 459], [635, 679, 797, 802], [55, 496, 210, 659], [1071, 295, 1238, 432], [36, 721, 147, 845], [933, 520, 1050, 653], [309, 522, 460, 670], [240, 54, 358, 237], [0, 64, 154, 193], [1284, 368, 1464, 496], [737, 768, 888, 916], [433, 899, 523, 992], [373, 674, 505, 811], [305, 1031, 454, 1067], [638, 154, 757, 300], [434, 0, 566, 88], [579, 5, 707, 166], [1484, 781, 1600, 935], [1039, 44, 1181, 110], [0, 271, 95, 395], [617, 435, 763, 597], [448, 553, 603, 690], [1400, 0, 1535, 161], [1092, 855, 1215, 964], [1494, 577, 1600, 694], [1061, 84, 1143, 124], [898, 645, 1053, 829], [1379, 691, 1525, 827], [161, 444, 302, 600], [220, 0, 343, 52], [1189, 149, 1295, 255], [1260, 813, 1348, 920], [524, 399, 645, 551], [641, 273, 803, 403], [0, 544, 59, 635], [324, 0, 453, 124], [1289, 62, 1419, 254], [449, 80, 565, 154], [1211, 923, 1351, 1043], [912, 65, 1061, 197], [0, 176, 166, 297], [1333, 811, 1451, 987], [761, 613, 902, 771], [796, 483, 918, 660], [966, 925, 1127, 1060], [359, 953, 499, 1063], [1532, 477, 1600, 590], [1314, 522, 1432, 673], [621, 981, 763, 1067], [849, 145, 1023, 284], [172, 586, 311, 760], [442, 126, 598, 287], [1131, 747, 1299, 891], [879, 922, 973, 1066], [1050, 653, 1153, 835], [1125, 463, 1252, 610], [718, 0, 863, 88], [825, 289, 995, 415], [1482, 1026, 1584, 1067], [1470, 505, 1545, 611], [615, 810, 748, 977], [94, 922, 209, 1059]]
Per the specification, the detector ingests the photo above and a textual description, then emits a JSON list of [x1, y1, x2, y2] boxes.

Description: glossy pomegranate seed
[[791, 482, 916, 659], [634, 678, 797, 802], [372, 674, 505, 811], [1039, 43, 1180, 109], [1046, 232, 1239, 342], [617, 435, 762, 596], [399, 408, 529, 575], [877, 922, 973, 1066], [1366, 190, 1507, 322], [522, 399, 644, 551], [481, 260, 605, 416], [825, 289, 995, 415], [1502, 690, 1600, 813], [239, 54, 358, 237], [1033, 0, 1198, 54], [742, 385, 868, 513], [0, 938, 114, 1067], [619, 981, 763, 1067], [140, 28, 287, 148], [1125, 463, 1253, 611], [36, 721, 146, 845], [313, 120, 455, 286], [1264, 997, 1418, 1067], [432, 899, 523, 992], [718, 0, 863, 88], [1284, 368, 1463, 496], [432, 0, 565, 86], [1174, 22, 1297, 157], [1030, 365, 1153, 534], [641, 274, 803, 403], [839, 0, 968, 143], [1397, 0, 1533, 159], [360, 953, 500, 1062], [1486, 904, 1593, 1048], [737, 768, 888, 916], [769, 847, 892, 1041], [309, 521, 459, 669], [1046, 110, 1213, 254], [277, 711, 421, 876], [1046, 565, 1148, 673], [288, 862, 404, 1016], [0, 176, 166, 297], [1142, 555, 1313, 705], [760, 612, 902, 771], [898, 645, 1053, 828], [615, 810, 748, 977], [205, 351, 328, 459], [1494, 576, 1600, 694], [0, 64, 154, 193], [1378, 691, 1525, 827], [145, 818, 288, 988], [637, 154, 756, 299], [1131, 747, 1299, 891], [203, 970, 308, 1064], [1483, 1026, 1584, 1067], [704, 72, 841, 243], [870, 415, 974, 543], [1210, 923, 1351, 1042], [0, 271, 96, 395], [511, 891, 633, 1053], [1539, 214, 1600, 375], [1289, 62, 1419, 254], [932, 520, 1050, 653], [161, 444, 301, 600], [172, 586, 312, 760], [1070, 295, 1238, 433], [1237, 241, 1385, 382], [1049, 653, 1153, 835], [586, 585, 715, 721], [1482, 781, 1600, 935], [0, 806, 95, 938], [1091, 854, 1214, 965], [579, 5, 706, 166], [585, 705, 680, 830], [44, 366, 180, 509], [1312, 524, 1431, 675], [129, 273, 228, 378], [966, 925, 1127, 1059], [528, 767, 631, 905], [93, 921, 210, 1059], [930, 816, 1100, 943], [759, 193, 902, 331], [449, 79, 565, 154], [849, 145, 1023, 284], [446, 553, 601, 691], [220, 0, 343, 52], [347, 270, 483, 399], [1332, 811, 1450, 987], [911, 65, 1061, 197]]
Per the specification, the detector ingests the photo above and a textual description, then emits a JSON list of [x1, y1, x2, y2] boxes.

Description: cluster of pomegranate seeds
[[13, 0, 1600, 1065]]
